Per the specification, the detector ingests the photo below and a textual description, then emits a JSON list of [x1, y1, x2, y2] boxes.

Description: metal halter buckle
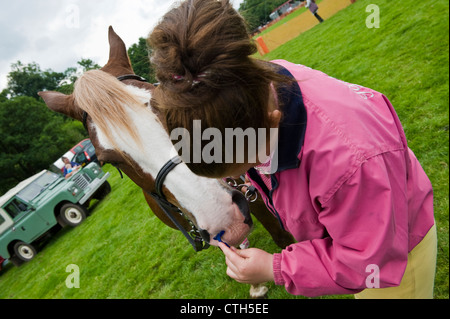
[[225, 177, 258, 203]]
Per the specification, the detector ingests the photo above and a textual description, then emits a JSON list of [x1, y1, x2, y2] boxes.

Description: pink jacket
[[247, 60, 435, 296]]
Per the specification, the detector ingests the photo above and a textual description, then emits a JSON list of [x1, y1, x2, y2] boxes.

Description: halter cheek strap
[[82, 111, 89, 131], [147, 155, 211, 252], [154, 156, 182, 198], [116, 74, 147, 82]]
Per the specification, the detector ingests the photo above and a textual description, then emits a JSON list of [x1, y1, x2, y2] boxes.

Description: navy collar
[[272, 65, 307, 173], [246, 65, 306, 231]]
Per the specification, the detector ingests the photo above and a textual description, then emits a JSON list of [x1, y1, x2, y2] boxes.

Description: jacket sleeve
[[273, 150, 410, 297]]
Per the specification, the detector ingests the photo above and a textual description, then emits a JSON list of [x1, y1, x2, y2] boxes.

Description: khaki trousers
[[355, 224, 437, 299]]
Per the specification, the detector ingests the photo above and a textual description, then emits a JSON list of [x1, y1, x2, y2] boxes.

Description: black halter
[[147, 156, 210, 252], [116, 74, 148, 82], [82, 74, 210, 252]]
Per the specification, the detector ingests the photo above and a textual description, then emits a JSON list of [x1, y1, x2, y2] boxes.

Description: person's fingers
[[232, 248, 254, 258], [219, 242, 244, 266], [226, 266, 243, 282]]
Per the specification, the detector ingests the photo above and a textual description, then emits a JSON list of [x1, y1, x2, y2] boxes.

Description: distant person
[[62, 157, 80, 178], [305, 0, 324, 23]]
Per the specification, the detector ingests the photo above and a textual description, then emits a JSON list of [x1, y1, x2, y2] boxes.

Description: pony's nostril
[[199, 229, 211, 243], [231, 190, 253, 227]]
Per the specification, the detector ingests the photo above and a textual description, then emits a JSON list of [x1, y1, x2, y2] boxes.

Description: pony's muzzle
[[195, 189, 251, 246]]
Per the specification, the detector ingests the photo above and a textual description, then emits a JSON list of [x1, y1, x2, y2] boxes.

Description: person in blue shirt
[[62, 156, 80, 178]]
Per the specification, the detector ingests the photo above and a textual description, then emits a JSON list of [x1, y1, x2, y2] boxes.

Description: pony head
[[39, 26, 252, 248]]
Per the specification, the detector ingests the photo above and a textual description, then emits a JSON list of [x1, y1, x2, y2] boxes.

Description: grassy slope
[[0, 0, 448, 299], [0, 165, 309, 299]]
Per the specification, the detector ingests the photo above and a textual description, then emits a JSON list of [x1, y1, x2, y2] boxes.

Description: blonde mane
[[73, 70, 146, 150]]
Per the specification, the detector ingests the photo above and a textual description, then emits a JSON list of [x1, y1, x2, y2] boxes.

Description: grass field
[[0, 0, 448, 299], [1, 164, 309, 299], [261, 0, 449, 298]]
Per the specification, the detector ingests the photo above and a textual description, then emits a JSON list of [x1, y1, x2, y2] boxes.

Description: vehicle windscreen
[[18, 171, 60, 201], [86, 144, 96, 157]]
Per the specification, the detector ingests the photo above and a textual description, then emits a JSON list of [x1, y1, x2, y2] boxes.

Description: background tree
[[5, 59, 101, 98], [0, 89, 8, 103], [58, 58, 101, 95], [6, 61, 65, 99], [0, 59, 95, 195], [239, 0, 292, 31], [128, 37, 157, 83], [0, 96, 86, 194], [0, 51, 146, 195]]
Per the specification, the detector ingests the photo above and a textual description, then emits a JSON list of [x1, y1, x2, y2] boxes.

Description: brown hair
[[148, 0, 289, 177]]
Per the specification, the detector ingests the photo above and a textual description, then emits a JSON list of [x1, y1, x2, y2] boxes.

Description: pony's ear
[[101, 26, 134, 77], [38, 91, 83, 121]]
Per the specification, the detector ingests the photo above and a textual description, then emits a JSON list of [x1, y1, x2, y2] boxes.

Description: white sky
[[0, 0, 244, 91]]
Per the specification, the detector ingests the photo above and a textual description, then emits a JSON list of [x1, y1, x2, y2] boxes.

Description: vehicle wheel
[[93, 181, 111, 200], [13, 241, 37, 262], [58, 203, 87, 227]]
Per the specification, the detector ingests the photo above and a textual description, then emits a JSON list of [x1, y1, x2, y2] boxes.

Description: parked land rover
[[50, 139, 99, 175], [0, 162, 110, 266]]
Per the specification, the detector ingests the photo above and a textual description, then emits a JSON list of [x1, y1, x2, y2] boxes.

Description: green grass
[[0, 165, 318, 299], [262, 0, 449, 298], [0, 0, 448, 299]]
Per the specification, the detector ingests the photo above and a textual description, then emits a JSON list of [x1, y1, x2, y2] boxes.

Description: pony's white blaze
[[94, 85, 243, 238]]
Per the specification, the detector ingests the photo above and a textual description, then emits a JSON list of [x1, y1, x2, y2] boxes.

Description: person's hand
[[219, 243, 274, 285]]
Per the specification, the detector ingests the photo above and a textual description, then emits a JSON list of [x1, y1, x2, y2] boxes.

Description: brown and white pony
[[39, 26, 294, 297]]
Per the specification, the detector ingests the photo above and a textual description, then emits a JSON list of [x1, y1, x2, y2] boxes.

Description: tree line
[[238, 0, 300, 32], [0, 38, 154, 195]]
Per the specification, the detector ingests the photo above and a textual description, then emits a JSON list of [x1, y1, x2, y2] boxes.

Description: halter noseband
[[147, 155, 211, 252], [81, 74, 210, 252]]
